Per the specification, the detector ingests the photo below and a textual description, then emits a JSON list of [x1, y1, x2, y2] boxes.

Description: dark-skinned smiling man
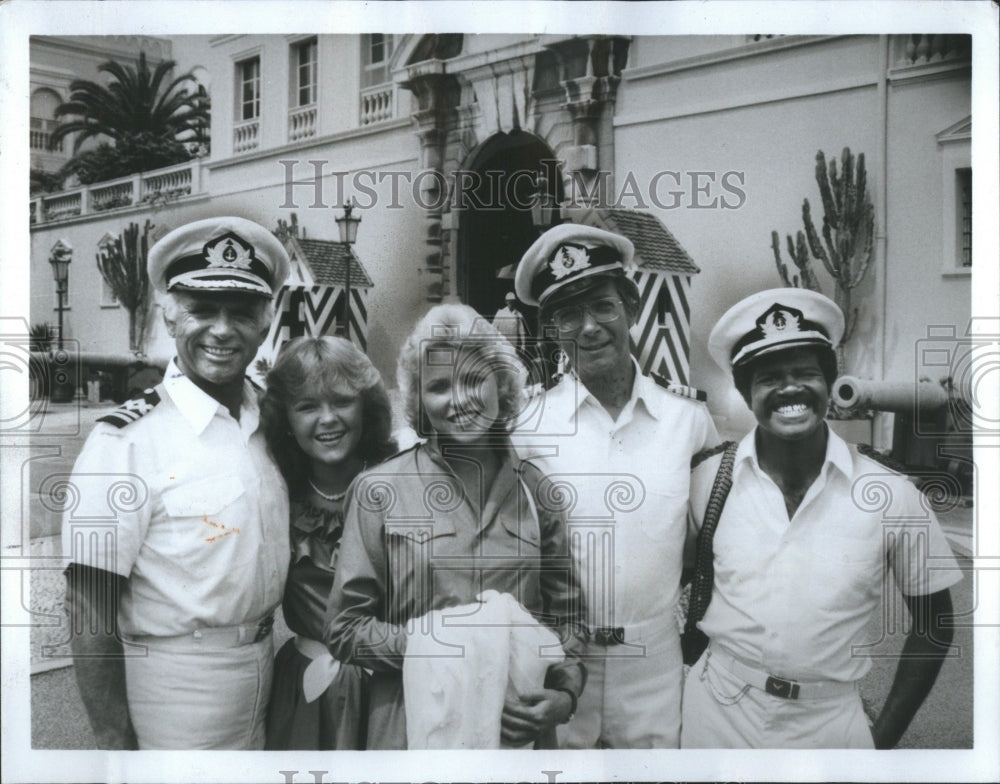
[[681, 288, 960, 749]]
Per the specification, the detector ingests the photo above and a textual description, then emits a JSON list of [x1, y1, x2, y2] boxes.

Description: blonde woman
[[326, 304, 586, 749]]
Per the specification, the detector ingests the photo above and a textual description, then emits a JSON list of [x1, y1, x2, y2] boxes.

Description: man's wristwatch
[[552, 687, 577, 724]]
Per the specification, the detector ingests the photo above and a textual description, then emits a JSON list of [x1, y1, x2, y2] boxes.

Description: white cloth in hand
[[403, 590, 564, 749]]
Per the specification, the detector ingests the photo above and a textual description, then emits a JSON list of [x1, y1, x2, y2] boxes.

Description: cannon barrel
[[832, 375, 958, 414], [30, 350, 170, 402], [30, 350, 169, 370]]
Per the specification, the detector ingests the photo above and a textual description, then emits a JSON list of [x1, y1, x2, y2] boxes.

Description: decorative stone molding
[[400, 60, 463, 301], [545, 36, 630, 206], [397, 34, 631, 301]]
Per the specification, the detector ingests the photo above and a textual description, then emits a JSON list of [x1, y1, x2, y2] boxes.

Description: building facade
[[29, 33, 972, 435]]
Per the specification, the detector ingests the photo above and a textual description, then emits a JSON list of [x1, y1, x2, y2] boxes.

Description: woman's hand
[[500, 689, 574, 746]]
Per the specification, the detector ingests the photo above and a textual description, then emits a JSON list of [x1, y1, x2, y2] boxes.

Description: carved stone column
[[546, 36, 630, 207], [400, 62, 461, 302]]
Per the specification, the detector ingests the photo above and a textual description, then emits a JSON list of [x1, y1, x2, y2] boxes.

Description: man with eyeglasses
[[511, 223, 719, 748]]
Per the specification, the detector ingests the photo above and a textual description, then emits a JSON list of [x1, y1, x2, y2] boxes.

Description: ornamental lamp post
[[335, 197, 361, 340], [531, 170, 557, 229], [48, 240, 72, 350], [48, 239, 75, 402]]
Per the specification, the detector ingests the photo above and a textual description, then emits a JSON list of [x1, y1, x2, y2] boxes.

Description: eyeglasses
[[550, 297, 624, 333]]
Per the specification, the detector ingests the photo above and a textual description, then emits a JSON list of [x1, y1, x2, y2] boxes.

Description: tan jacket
[[326, 440, 587, 749]]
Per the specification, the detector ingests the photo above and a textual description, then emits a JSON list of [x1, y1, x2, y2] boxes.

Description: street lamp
[[335, 198, 361, 340], [532, 170, 557, 229], [48, 239, 72, 350]]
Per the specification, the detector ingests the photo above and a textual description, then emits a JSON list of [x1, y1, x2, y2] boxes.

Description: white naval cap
[[708, 287, 844, 370], [148, 216, 290, 297], [514, 223, 635, 307]]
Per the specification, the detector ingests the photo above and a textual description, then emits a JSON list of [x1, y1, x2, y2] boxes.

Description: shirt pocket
[[637, 490, 687, 546], [807, 533, 881, 610], [499, 510, 541, 555], [159, 474, 254, 570], [385, 518, 456, 598]]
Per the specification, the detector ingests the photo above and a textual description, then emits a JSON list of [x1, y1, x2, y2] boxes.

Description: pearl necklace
[[308, 478, 346, 502]]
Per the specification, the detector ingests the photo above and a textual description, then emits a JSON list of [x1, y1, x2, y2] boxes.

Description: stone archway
[[396, 33, 630, 305], [456, 130, 562, 318]]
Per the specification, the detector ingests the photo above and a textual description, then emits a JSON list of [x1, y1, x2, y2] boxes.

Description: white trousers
[[680, 648, 875, 749], [558, 617, 683, 749], [125, 632, 274, 749]]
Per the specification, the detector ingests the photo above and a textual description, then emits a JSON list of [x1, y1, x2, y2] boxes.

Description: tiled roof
[[292, 238, 374, 288], [581, 208, 700, 275]]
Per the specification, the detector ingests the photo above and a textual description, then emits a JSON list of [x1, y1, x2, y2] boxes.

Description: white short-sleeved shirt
[[62, 360, 289, 637], [690, 426, 962, 683], [513, 365, 719, 627]]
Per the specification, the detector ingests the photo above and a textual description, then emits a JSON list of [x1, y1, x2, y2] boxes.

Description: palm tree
[[48, 51, 209, 156]]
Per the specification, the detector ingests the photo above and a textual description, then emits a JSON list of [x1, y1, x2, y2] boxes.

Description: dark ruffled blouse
[[281, 497, 345, 641]]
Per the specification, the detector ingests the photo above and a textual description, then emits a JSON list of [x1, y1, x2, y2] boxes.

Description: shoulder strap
[[691, 440, 733, 469], [96, 386, 162, 429], [649, 371, 708, 403], [683, 440, 738, 654]]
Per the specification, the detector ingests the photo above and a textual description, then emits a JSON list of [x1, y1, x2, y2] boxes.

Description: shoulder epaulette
[[691, 440, 737, 469], [522, 382, 546, 401], [97, 387, 161, 429], [856, 442, 907, 474], [650, 371, 708, 403]]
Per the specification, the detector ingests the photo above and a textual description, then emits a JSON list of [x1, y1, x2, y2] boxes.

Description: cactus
[[254, 357, 273, 377], [804, 148, 875, 344], [771, 229, 820, 291], [273, 213, 300, 242], [96, 220, 154, 352], [771, 147, 875, 371]]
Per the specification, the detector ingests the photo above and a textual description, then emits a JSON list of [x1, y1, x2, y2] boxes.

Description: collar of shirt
[[162, 358, 260, 437], [555, 357, 662, 424], [420, 435, 520, 473], [416, 438, 521, 530], [734, 422, 855, 483]]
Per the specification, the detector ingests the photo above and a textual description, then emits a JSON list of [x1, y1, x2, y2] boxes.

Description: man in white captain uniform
[[62, 217, 290, 749], [511, 223, 719, 748]]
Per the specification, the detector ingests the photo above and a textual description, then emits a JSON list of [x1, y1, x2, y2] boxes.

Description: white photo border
[[2, 2, 997, 782]]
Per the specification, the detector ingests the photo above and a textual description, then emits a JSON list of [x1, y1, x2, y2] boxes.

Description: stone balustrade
[[30, 159, 203, 226], [360, 83, 395, 126], [895, 34, 971, 67], [288, 104, 318, 141], [233, 119, 260, 154]]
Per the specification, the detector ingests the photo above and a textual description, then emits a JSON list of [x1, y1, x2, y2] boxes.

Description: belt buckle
[[253, 615, 274, 643], [593, 626, 625, 646], [765, 675, 800, 700]]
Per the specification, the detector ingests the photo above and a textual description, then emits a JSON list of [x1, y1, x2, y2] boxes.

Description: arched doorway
[[456, 131, 562, 318]]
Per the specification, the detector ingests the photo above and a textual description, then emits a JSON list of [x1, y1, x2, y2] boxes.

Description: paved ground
[[30, 551, 976, 749], [23, 399, 978, 749]]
